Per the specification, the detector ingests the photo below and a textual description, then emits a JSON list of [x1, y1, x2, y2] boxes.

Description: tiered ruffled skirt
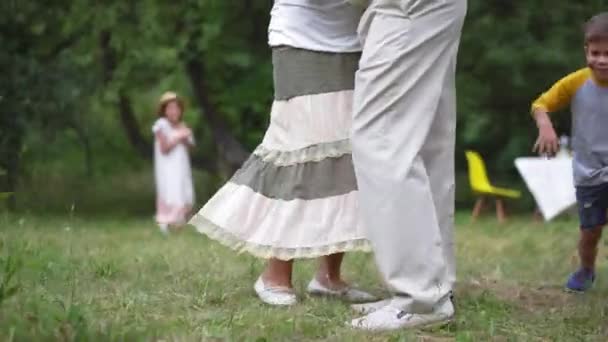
[[190, 47, 370, 260]]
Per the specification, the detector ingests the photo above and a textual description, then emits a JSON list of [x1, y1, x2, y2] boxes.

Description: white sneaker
[[349, 298, 454, 331], [351, 299, 392, 315], [306, 278, 375, 303], [254, 277, 297, 306]]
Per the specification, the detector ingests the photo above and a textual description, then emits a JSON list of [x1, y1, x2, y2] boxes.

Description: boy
[[532, 12, 608, 292]]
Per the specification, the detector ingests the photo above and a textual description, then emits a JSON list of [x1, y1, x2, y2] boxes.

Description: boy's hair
[[584, 12, 608, 43], [157, 91, 185, 118]]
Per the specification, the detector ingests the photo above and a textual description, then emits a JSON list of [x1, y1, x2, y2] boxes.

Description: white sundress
[[152, 117, 195, 225]]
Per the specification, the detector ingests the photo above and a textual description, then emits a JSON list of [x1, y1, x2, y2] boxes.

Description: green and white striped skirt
[[190, 47, 370, 260]]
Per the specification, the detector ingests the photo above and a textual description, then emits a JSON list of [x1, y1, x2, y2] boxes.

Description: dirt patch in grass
[[458, 279, 573, 313]]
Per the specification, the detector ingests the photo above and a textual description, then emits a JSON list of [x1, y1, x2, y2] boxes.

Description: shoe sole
[[255, 292, 297, 306], [308, 289, 376, 304], [307, 289, 347, 300], [258, 299, 297, 306], [348, 317, 453, 332], [352, 297, 453, 316], [564, 287, 588, 294], [564, 283, 594, 294]]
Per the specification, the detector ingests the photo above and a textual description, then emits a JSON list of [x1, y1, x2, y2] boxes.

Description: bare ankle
[[315, 272, 347, 289], [261, 272, 292, 288]]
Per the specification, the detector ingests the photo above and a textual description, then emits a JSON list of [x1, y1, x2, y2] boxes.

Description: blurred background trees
[[2, 0, 606, 213]]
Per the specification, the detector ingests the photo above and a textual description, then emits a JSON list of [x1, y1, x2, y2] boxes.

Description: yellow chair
[[465, 150, 521, 223]]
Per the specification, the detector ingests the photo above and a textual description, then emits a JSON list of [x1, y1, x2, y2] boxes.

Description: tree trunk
[[185, 58, 249, 172], [118, 93, 152, 160], [70, 122, 94, 178], [99, 30, 219, 174], [3, 132, 22, 210]]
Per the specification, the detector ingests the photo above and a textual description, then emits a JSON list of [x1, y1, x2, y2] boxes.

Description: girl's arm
[[184, 129, 195, 149], [155, 131, 181, 154], [178, 124, 195, 149]]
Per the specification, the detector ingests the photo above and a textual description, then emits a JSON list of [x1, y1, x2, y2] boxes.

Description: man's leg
[[349, 60, 459, 317], [352, 0, 466, 314], [420, 47, 459, 289]]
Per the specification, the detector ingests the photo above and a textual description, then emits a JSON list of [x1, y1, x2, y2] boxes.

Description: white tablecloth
[[514, 155, 576, 221]]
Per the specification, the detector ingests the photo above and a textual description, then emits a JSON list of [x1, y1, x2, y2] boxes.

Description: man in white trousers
[[349, 0, 467, 331]]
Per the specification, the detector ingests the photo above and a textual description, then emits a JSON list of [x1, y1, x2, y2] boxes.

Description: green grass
[[14, 168, 222, 218], [0, 213, 607, 341]]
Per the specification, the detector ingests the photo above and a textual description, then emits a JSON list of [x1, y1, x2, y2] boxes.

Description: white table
[[514, 155, 576, 221]]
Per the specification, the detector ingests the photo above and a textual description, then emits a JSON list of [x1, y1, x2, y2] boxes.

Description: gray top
[[571, 79, 608, 186]]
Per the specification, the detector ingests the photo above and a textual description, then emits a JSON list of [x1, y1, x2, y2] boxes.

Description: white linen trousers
[[352, 0, 467, 313]]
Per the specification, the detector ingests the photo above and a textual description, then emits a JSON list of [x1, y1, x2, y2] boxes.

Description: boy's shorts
[[576, 183, 608, 229]]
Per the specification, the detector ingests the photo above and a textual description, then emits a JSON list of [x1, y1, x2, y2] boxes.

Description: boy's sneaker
[[565, 268, 595, 293]]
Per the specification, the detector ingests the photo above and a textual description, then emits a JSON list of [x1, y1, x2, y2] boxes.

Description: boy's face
[[585, 40, 608, 82], [165, 101, 182, 124]]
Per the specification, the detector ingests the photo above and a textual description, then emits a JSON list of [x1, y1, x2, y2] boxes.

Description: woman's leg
[[262, 258, 294, 288], [256, 258, 297, 306], [310, 253, 375, 302], [316, 253, 348, 289]]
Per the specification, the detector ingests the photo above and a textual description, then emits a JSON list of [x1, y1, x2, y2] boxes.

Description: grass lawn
[[0, 212, 607, 341]]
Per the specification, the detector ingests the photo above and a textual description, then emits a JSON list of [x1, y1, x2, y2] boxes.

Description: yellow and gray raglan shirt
[[532, 67, 608, 186]]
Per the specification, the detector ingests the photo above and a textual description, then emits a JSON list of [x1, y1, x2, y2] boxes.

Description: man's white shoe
[[351, 299, 392, 315], [349, 298, 454, 331], [254, 277, 297, 306], [306, 278, 375, 303]]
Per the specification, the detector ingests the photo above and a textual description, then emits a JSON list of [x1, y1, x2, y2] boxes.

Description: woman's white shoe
[[254, 277, 297, 306], [306, 278, 375, 303]]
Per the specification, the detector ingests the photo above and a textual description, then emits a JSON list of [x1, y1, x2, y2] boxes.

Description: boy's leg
[[566, 185, 607, 292], [579, 226, 603, 270], [576, 184, 607, 270], [566, 226, 603, 292]]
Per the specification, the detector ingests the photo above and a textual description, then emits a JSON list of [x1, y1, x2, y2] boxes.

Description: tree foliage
[[2, 1, 607, 208]]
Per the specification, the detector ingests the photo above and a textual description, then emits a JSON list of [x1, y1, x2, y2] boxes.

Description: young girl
[[153, 91, 195, 234], [190, 1, 373, 306]]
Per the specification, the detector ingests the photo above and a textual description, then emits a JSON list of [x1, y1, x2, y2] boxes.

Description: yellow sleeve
[[531, 68, 591, 114]]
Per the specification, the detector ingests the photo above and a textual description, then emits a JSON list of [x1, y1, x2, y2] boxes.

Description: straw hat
[[157, 91, 184, 116]]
